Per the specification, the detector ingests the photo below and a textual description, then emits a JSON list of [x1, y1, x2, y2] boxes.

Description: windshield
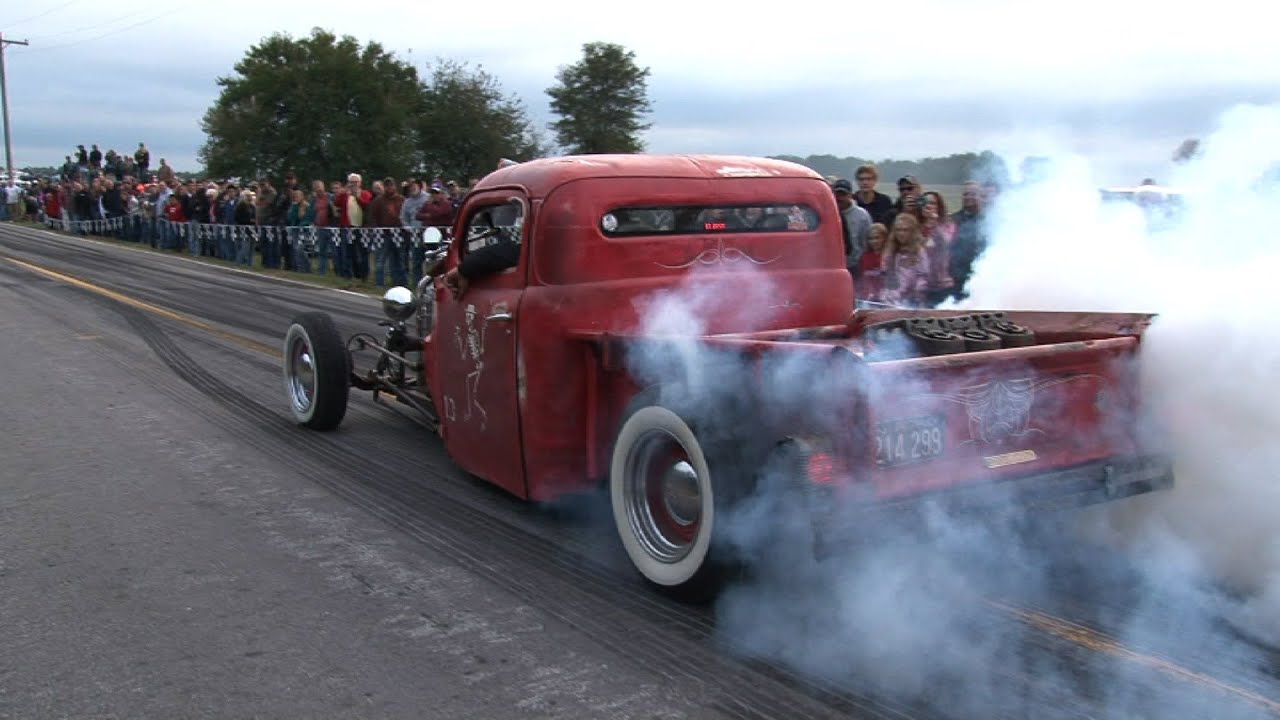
[[600, 204, 821, 237]]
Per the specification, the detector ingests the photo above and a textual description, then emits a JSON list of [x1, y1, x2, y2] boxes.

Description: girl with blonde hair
[[882, 213, 931, 307]]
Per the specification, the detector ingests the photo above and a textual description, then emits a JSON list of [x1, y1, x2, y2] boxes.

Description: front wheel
[[610, 403, 725, 598], [283, 312, 350, 430]]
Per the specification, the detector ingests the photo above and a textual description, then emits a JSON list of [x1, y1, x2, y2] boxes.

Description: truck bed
[[568, 308, 1171, 513]]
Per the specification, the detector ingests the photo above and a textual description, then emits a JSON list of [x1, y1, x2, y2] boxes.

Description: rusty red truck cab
[[282, 154, 1173, 596]]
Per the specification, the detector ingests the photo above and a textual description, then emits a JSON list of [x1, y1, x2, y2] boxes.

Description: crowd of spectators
[[5, 147, 1000, 307], [831, 165, 994, 307], [11, 144, 486, 289]]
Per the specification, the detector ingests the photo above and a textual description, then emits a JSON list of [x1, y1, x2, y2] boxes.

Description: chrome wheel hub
[[624, 430, 703, 563], [287, 336, 316, 413]]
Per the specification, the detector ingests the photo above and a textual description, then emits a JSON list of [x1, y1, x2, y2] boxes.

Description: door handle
[[486, 311, 514, 322]]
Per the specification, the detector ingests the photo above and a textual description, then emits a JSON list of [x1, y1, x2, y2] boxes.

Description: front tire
[[283, 312, 350, 430], [610, 403, 722, 596]]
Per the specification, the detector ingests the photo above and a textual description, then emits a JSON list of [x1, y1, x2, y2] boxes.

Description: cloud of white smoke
[[966, 104, 1280, 641], [620, 104, 1280, 718]]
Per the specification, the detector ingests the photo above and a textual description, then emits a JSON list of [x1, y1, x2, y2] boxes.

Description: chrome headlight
[[381, 286, 417, 322]]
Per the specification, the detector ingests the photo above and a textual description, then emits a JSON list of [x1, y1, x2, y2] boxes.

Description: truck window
[[599, 204, 820, 237], [464, 198, 525, 253]]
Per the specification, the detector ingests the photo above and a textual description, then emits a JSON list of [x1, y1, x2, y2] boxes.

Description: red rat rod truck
[[280, 154, 1173, 595]]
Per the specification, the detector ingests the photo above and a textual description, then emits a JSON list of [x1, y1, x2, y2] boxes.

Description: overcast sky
[[2, 0, 1275, 185]]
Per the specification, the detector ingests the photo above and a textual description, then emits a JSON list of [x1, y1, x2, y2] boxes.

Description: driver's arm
[[458, 240, 520, 280]]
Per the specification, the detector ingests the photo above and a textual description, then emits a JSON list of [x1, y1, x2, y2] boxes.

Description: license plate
[[875, 415, 945, 467]]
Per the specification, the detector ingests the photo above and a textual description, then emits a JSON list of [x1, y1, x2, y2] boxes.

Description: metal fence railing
[[39, 214, 449, 252]]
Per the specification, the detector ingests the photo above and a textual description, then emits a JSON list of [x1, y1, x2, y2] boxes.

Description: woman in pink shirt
[[882, 213, 931, 307]]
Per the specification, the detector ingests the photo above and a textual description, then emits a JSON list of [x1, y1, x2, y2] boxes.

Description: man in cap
[[884, 174, 922, 231], [832, 178, 872, 281]]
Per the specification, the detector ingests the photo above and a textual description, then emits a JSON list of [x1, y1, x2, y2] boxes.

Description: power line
[[9, 9, 181, 54], [21, 8, 157, 42], [1, 0, 81, 31]]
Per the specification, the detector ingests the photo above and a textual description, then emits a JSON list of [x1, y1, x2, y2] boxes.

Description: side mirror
[[381, 286, 417, 322], [419, 226, 450, 278], [422, 227, 449, 277]]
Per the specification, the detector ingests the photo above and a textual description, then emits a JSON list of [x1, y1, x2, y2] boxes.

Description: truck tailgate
[[860, 337, 1146, 500]]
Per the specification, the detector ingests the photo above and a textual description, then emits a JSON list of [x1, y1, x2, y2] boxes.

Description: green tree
[[199, 28, 424, 183], [546, 42, 652, 154], [415, 59, 546, 182]]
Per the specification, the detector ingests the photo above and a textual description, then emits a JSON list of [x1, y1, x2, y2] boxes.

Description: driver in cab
[[442, 199, 522, 300]]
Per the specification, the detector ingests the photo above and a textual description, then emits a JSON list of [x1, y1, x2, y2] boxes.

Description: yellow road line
[[2, 255, 281, 359], [987, 599, 1280, 715]]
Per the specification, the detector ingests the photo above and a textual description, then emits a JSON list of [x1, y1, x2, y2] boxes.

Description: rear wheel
[[611, 404, 722, 596], [283, 312, 350, 430]]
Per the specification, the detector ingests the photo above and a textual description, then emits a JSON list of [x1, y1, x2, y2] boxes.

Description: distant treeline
[[768, 151, 1012, 186]]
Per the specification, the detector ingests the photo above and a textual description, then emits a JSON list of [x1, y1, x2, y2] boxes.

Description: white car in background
[[1100, 183, 1186, 230]]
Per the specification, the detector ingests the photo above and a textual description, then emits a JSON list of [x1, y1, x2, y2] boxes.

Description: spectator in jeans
[[369, 176, 406, 288], [2, 181, 20, 221], [218, 186, 241, 260], [310, 181, 335, 276], [334, 173, 372, 280], [285, 189, 314, 273], [188, 184, 209, 257], [255, 178, 280, 268], [401, 179, 428, 285], [125, 188, 141, 241], [235, 190, 257, 266], [274, 173, 299, 270]]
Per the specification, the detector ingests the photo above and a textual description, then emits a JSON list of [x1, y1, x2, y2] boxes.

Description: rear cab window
[[600, 204, 821, 236]]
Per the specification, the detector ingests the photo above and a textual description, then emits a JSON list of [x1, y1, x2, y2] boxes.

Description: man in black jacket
[[101, 179, 126, 237], [71, 182, 92, 234], [947, 181, 988, 301], [189, 186, 210, 256], [273, 172, 299, 270]]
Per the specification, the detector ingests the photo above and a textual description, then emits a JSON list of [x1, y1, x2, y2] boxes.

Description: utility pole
[[0, 33, 31, 184]]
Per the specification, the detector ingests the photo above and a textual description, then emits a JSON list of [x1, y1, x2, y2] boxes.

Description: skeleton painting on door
[[453, 303, 488, 430]]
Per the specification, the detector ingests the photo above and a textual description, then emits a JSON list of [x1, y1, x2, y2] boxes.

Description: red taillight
[[806, 451, 837, 485]]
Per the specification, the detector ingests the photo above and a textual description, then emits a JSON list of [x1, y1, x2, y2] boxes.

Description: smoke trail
[[945, 102, 1280, 715], [621, 104, 1280, 718], [966, 103, 1280, 636]]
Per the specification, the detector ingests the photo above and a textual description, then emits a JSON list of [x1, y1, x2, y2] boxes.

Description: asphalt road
[[1, 223, 1277, 720]]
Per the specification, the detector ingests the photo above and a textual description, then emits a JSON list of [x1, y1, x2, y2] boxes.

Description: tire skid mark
[[110, 303, 876, 720]]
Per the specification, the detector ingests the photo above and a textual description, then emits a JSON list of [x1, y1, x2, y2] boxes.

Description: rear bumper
[[810, 453, 1174, 533]]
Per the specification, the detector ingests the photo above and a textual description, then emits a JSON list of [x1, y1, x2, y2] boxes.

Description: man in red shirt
[[332, 172, 372, 280]]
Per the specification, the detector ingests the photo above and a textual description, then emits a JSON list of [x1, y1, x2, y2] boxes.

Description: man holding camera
[[884, 175, 923, 231], [334, 173, 372, 280]]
